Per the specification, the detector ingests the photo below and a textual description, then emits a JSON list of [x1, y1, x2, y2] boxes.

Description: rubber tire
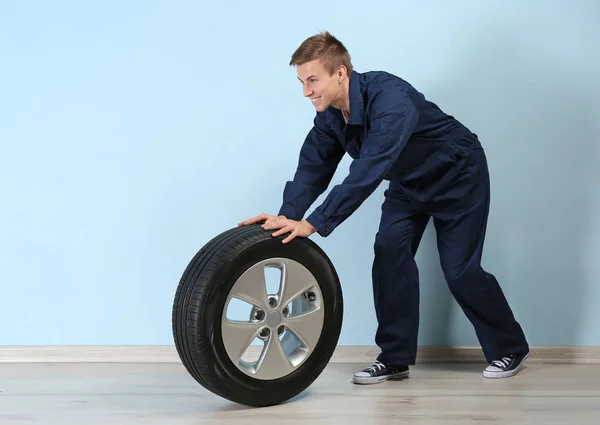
[[172, 224, 343, 407]]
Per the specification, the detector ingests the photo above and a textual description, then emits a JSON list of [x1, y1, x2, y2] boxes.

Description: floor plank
[[1, 362, 599, 424]]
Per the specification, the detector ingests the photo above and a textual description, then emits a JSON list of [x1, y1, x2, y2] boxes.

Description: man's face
[[296, 59, 344, 112]]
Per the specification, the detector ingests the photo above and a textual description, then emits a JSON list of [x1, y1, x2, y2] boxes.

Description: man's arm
[[277, 112, 345, 221], [305, 86, 419, 237]]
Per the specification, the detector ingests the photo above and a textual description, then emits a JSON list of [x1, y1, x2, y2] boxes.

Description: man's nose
[[303, 85, 312, 97]]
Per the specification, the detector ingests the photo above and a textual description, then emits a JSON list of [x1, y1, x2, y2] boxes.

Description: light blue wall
[[1, 0, 599, 347]]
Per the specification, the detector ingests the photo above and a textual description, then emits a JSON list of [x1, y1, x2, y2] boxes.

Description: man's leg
[[430, 146, 530, 378], [353, 188, 429, 384]]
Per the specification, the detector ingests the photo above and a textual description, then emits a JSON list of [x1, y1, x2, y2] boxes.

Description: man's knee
[[373, 231, 390, 255], [373, 228, 412, 258], [441, 258, 481, 287]]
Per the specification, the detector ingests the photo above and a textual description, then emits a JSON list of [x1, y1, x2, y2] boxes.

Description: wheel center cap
[[267, 311, 282, 327]]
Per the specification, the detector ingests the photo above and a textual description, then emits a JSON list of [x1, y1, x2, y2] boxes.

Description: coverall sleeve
[[277, 112, 346, 221], [305, 87, 419, 237]]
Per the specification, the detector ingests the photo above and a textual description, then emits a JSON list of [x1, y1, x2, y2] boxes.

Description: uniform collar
[[345, 70, 364, 125]]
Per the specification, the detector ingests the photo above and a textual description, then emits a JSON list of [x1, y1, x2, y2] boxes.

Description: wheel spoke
[[284, 307, 324, 350], [230, 264, 270, 311], [221, 320, 263, 362], [220, 257, 327, 381], [254, 333, 294, 379], [279, 260, 318, 308]]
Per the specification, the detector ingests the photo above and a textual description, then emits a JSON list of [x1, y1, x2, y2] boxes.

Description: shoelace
[[366, 361, 386, 373], [491, 356, 512, 368]]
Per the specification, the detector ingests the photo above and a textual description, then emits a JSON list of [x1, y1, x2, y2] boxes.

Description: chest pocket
[[326, 113, 367, 159], [344, 125, 366, 159]]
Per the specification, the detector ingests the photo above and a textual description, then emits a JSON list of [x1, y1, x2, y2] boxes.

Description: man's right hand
[[238, 213, 286, 227]]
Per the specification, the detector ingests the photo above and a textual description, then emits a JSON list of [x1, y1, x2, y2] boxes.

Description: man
[[238, 31, 530, 384]]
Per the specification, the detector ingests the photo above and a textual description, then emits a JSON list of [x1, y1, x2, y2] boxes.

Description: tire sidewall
[[202, 234, 343, 399]]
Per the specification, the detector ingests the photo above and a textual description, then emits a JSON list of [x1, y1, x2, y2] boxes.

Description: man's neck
[[334, 79, 351, 121]]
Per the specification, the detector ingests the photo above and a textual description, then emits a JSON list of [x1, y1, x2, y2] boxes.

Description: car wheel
[[172, 224, 343, 407]]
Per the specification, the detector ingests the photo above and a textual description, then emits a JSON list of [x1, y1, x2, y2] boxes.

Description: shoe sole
[[352, 370, 410, 385], [483, 351, 530, 379]]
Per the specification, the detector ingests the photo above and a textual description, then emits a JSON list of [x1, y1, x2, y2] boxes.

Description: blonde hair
[[289, 31, 353, 75]]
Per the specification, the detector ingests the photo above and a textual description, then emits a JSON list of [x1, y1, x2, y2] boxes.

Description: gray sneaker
[[353, 360, 409, 385]]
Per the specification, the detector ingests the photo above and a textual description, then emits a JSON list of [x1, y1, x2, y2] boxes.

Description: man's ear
[[337, 66, 346, 82]]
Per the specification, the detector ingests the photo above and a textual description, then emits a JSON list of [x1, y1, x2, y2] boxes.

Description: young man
[[239, 31, 530, 384]]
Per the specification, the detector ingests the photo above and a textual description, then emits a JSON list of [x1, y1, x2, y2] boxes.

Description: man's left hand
[[261, 217, 317, 244]]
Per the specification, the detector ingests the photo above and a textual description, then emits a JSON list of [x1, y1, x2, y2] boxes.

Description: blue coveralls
[[278, 70, 529, 365]]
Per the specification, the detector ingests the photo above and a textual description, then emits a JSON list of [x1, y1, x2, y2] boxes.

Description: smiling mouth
[[311, 96, 321, 104]]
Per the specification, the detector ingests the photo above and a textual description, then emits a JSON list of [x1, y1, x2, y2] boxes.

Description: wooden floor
[[1, 361, 599, 424]]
